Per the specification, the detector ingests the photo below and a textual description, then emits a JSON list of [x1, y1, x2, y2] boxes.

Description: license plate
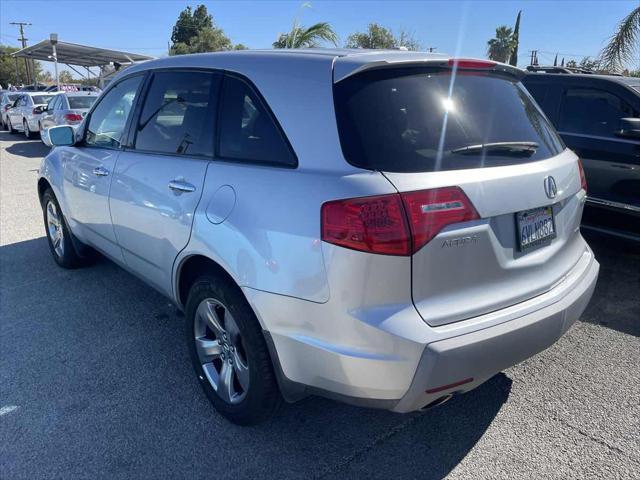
[[516, 206, 556, 250]]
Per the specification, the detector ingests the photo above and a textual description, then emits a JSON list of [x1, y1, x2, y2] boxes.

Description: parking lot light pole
[[50, 33, 59, 91]]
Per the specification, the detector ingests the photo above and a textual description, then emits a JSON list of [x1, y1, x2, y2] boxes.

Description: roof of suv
[[524, 72, 640, 88], [123, 48, 523, 84]]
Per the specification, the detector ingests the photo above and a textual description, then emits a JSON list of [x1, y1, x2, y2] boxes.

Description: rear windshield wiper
[[450, 141, 539, 155]]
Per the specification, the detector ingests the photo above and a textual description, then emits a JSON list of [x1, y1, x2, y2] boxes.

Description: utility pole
[[530, 50, 537, 66], [10, 21, 33, 85]]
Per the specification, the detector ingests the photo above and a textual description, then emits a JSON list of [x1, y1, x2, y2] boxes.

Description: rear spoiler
[[333, 57, 526, 83]]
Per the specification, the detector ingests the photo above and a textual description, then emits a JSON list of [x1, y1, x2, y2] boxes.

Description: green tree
[[579, 56, 600, 71], [0, 45, 42, 87], [37, 70, 53, 84], [487, 26, 515, 62], [397, 30, 422, 51], [599, 6, 640, 72], [169, 4, 243, 55], [509, 11, 521, 66], [58, 70, 75, 83], [345, 24, 422, 51], [273, 22, 338, 48]]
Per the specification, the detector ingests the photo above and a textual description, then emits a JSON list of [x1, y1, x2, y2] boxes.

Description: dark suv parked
[[522, 72, 640, 241]]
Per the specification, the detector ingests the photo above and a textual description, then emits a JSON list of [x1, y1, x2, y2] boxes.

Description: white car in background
[[1, 92, 21, 129], [40, 92, 99, 146], [6, 92, 56, 139]]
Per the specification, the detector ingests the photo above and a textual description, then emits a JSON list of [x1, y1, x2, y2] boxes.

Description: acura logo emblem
[[544, 176, 557, 199]]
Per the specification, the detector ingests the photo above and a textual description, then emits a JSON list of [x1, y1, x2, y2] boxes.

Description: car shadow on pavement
[[1, 131, 50, 158], [580, 232, 640, 337], [0, 236, 511, 479]]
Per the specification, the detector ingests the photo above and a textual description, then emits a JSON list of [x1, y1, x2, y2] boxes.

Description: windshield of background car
[[334, 67, 565, 172], [32, 95, 54, 105], [68, 96, 98, 109]]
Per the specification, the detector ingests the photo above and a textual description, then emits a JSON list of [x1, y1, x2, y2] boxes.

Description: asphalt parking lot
[[0, 131, 638, 479]]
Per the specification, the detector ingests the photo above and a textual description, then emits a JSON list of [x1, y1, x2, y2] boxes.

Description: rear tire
[[41, 188, 88, 269], [185, 274, 282, 425], [7, 118, 16, 134]]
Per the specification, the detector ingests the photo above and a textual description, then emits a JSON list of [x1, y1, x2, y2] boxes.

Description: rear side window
[[558, 88, 637, 137], [334, 68, 564, 172], [68, 96, 97, 110], [218, 75, 296, 166], [135, 71, 221, 156]]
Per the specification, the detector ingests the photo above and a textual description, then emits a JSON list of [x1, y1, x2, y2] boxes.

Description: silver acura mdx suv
[[39, 49, 599, 425]]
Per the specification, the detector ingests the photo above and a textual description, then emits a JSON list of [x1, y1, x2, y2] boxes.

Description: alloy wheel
[[194, 298, 250, 404], [46, 201, 64, 257], [23, 120, 29, 139]]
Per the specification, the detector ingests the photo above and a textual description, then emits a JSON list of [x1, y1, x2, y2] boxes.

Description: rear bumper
[[245, 245, 599, 412], [393, 251, 598, 412]]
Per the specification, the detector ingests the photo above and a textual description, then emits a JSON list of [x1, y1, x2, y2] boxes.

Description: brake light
[[321, 187, 479, 256], [448, 58, 497, 69], [32, 108, 40, 114], [401, 187, 480, 252], [577, 159, 587, 192], [3, 105, 10, 112], [65, 113, 83, 123], [321, 194, 411, 255]]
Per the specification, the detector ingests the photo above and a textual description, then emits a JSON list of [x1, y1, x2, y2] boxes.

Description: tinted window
[[68, 96, 97, 109], [218, 75, 296, 166], [32, 95, 54, 105], [86, 75, 143, 149], [334, 68, 565, 172], [523, 83, 548, 107], [135, 71, 220, 156], [559, 88, 638, 137]]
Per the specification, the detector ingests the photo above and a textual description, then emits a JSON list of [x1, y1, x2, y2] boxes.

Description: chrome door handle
[[168, 180, 196, 193], [93, 166, 109, 176]]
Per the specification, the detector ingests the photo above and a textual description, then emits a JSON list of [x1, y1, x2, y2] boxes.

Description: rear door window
[[68, 96, 97, 110], [558, 87, 637, 138], [334, 67, 565, 172], [134, 70, 221, 156], [218, 75, 296, 166]]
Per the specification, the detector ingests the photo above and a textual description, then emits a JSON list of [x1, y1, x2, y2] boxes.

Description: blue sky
[[1, 0, 638, 78]]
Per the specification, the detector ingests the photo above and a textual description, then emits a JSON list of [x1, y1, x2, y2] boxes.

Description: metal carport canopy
[[12, 39, 154, 67]]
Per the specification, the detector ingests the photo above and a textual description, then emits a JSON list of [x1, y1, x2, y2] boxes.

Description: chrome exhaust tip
[[421, 393, 454, 410]]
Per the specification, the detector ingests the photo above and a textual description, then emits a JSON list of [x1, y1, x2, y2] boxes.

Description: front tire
[[23, 119, 31, 139], [41, 189, 87, 269], [185, 275, 282, 425]]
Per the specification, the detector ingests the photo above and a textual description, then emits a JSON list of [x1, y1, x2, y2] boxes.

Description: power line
[[9, 21, 33, 84]]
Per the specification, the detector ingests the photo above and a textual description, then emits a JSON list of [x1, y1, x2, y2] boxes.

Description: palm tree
[[273, 22, 338, 49], [599, 7, 640, 72], [487, 26, 515, 63], [273, 2, 337, 49]]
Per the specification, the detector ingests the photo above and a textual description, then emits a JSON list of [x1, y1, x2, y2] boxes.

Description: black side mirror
[[33, 105, 45, 114], [616, 117, 640, 140]]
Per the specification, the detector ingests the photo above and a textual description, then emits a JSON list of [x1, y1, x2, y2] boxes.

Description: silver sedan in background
[[40, 92, 99, 146], [0, 92, 21, 129]]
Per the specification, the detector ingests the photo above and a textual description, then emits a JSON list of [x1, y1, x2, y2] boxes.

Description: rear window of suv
[[334, 67, 564, 172]]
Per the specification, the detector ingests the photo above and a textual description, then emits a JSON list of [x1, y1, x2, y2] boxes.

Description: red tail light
[[321, 187, 479, 256], [448, 58, 497, 69], [401, 187, 480, 252], [3, 105, 10, 112], [577, 159, 587, 192], [65, 113, 83, 123], [321, 194, 411, 255]]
